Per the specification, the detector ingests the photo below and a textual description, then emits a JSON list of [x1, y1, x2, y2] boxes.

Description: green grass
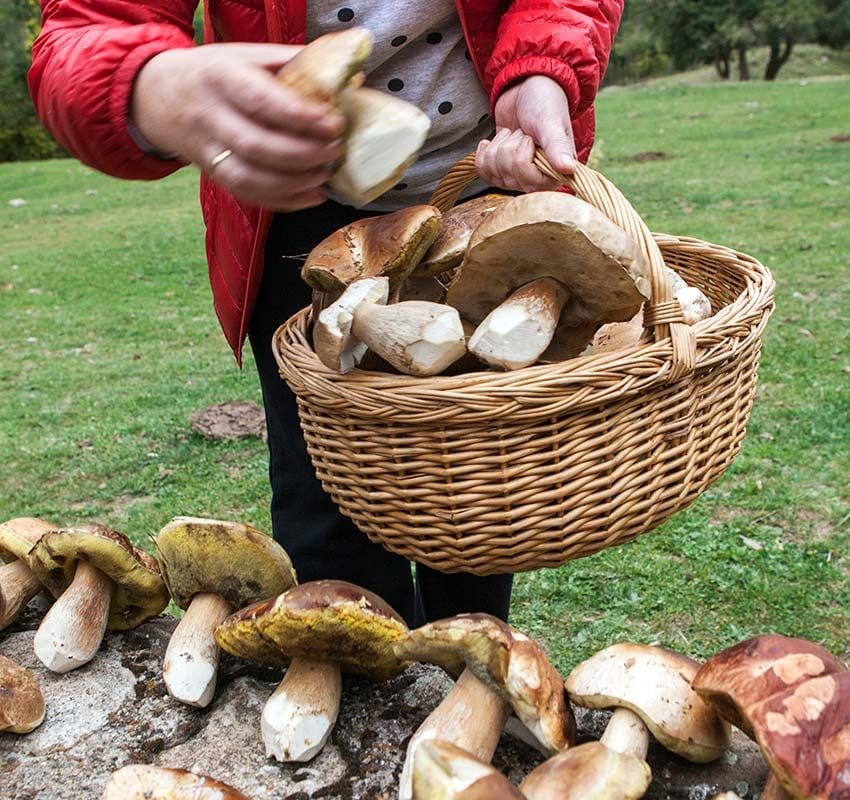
[[2, 76, 849, 674]]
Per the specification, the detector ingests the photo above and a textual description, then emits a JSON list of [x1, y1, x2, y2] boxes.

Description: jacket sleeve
[[29, 0, 199, 180], [486, 0, 624, 116]]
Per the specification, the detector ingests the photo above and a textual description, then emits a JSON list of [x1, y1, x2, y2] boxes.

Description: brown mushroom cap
[[394, 613, 574, 753], [412, 739, 526, 800], [214, 596, 291, 668], [0, 517, 55, 562], [565, 642, 731, 763], [417, 194, 511, 277], [102, 764, 251, 800], [218, 580, 408, 679], [301, 205, 442, 296], [692, 634, 847, 739], [0, 654, 45, 734], [519, 741, 652, 800], [154, 516, 297, 610], [444, 192, 649, 361], [27, 524, 168, 630]]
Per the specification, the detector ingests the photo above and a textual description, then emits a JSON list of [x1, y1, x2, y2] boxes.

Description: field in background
[[1, 75, 848, 671]]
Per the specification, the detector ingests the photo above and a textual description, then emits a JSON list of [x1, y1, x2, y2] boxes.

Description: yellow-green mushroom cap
[[519, 742, 651, 800], [215, 597, 291, 668], [233, 580, 408, 679], [153, 516, 297, 610], [0, 517, 55, 562], [26, 524, 168, 630]]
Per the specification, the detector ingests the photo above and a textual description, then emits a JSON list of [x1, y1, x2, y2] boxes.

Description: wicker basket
[[272, 153, 775, 575]]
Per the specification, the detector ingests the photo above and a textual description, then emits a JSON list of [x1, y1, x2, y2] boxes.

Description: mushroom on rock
[[394, 613, 575, 800], [0, 517, 55, 630], [445, 192, 649, 370], [565, 643, 731, 764], [27, 524, 169, 672], [153, 516, 297, 707], [313, 276, 466, 376], [103, 764, 250, 800], [216, 579, 408, 763], [0, 654, 45, 734]]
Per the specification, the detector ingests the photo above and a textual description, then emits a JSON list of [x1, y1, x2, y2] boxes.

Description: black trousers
[[248, 202, 513, 628]]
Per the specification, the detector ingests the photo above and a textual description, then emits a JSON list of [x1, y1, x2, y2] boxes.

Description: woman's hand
[[131, 44, 345, 210], [475, 75, 577, 193]]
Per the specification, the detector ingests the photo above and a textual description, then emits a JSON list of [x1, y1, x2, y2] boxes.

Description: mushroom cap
[[394, 613, 574, 753], [301, 205, 442, 295], [749, 671, 850, 799], [412, 739, 526, 800], [153, 516, 297, 610], [0, 517, 55, 562], [417, 194, 511, 277], [214, 596, 291, 668], [103, 764, 251, 800], [692, 634, 848, 740], [444, 192, 649, 361], [219, 580, 408, 679], [518, 742, 651, 800], [0, 654, 45, 734], [27, 524, 169, 630], [565, 642, 731, 763]]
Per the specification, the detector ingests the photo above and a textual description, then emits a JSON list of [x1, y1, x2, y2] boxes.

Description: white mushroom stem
[[468, 277, 571, 370], [0, 561, 43, 631], [261, 657, 343, 762], [163, 592, 233, 708], [599, 707, 651, 759], [399, 668, 511, 800], [33, 558, 114, 673]]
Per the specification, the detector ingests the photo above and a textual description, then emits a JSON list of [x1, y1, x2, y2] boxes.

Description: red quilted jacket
[[30, 0, 624, 363]]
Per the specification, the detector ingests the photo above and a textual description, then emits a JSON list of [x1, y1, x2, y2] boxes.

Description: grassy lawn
[[2, 74, 848, 672]]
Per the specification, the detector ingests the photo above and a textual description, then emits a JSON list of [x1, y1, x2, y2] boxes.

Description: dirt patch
[[189, 401, 267, 442], [795, 509, 836, 541], [631, 151, 669, 162], [830, 134, 850, 143]]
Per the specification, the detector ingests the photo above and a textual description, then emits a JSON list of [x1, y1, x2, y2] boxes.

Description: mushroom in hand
[[154, 516, 297, 707], [0, 517, 55, 630], [0, 654, 45, 734]]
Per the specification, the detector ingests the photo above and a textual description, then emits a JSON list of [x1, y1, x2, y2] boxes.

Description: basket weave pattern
[[273, 160, 774, 575]]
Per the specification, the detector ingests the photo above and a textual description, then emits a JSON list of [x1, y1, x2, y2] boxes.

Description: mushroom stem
[[0, 561, 43, 631], [352, 300, 467, 376], [33, 558, 114, 673], [261, 657, 343, 762], [599, 707, 651, 760], [399, 668, 511, 800], [467, 277, 571, 370], [163, 592, 233, 707]]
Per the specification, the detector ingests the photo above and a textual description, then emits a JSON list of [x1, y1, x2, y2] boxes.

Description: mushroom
[[565, 643, 731, 764], [216, 579, 408, 762], [518, 741, 651, 800], [0, 517, 55, 630], [27, 524, 169, 672], [412, 739, 526, 800], [102, 764, 250, 800], [444, 192, 649, 370], [0, 654, 45, 734], [693, 634, 850, 799], [394, 613, 575, 800], [153, 516, 297, 707], [313, 276, 466, 376]]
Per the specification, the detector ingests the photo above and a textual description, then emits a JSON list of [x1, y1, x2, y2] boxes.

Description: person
[[29, 0, 624, 627]]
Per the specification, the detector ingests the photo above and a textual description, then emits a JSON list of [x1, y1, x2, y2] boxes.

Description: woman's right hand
[[130, 44, 345, 211]]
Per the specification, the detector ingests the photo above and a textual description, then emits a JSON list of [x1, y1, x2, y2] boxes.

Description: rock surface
[[1, 609, 767, 800]]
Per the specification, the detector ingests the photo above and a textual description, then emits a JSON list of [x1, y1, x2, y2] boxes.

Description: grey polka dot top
[[308, 0, 494, 209]]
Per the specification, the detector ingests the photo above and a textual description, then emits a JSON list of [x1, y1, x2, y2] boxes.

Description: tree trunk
[[765, 36, 793, 80], [714, 51, 731, 79], [736, 44, 750, 81]]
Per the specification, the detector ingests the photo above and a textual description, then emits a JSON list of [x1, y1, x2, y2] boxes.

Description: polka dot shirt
[[307, 0, 494, 209]]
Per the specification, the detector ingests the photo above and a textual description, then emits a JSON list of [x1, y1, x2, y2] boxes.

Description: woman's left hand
[[475, 75, 577, 193]]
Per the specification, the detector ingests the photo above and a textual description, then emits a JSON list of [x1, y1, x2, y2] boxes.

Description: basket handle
[[428, 151, 697, 380]]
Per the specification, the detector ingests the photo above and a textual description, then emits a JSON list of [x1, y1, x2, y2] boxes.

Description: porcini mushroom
[[153, 516, 297, 707], [313, 276, 466, 376], [445, 192, 649, 370], [102, 764, 250, 800], [0, 517, 55, 630], [216, 579, 408, 763], [412, 739, 526, 800], [27, 524, 169, 672], [0, 654, 45, 734], [565, 642, 731, 764], [394, 613, 575, 800]]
